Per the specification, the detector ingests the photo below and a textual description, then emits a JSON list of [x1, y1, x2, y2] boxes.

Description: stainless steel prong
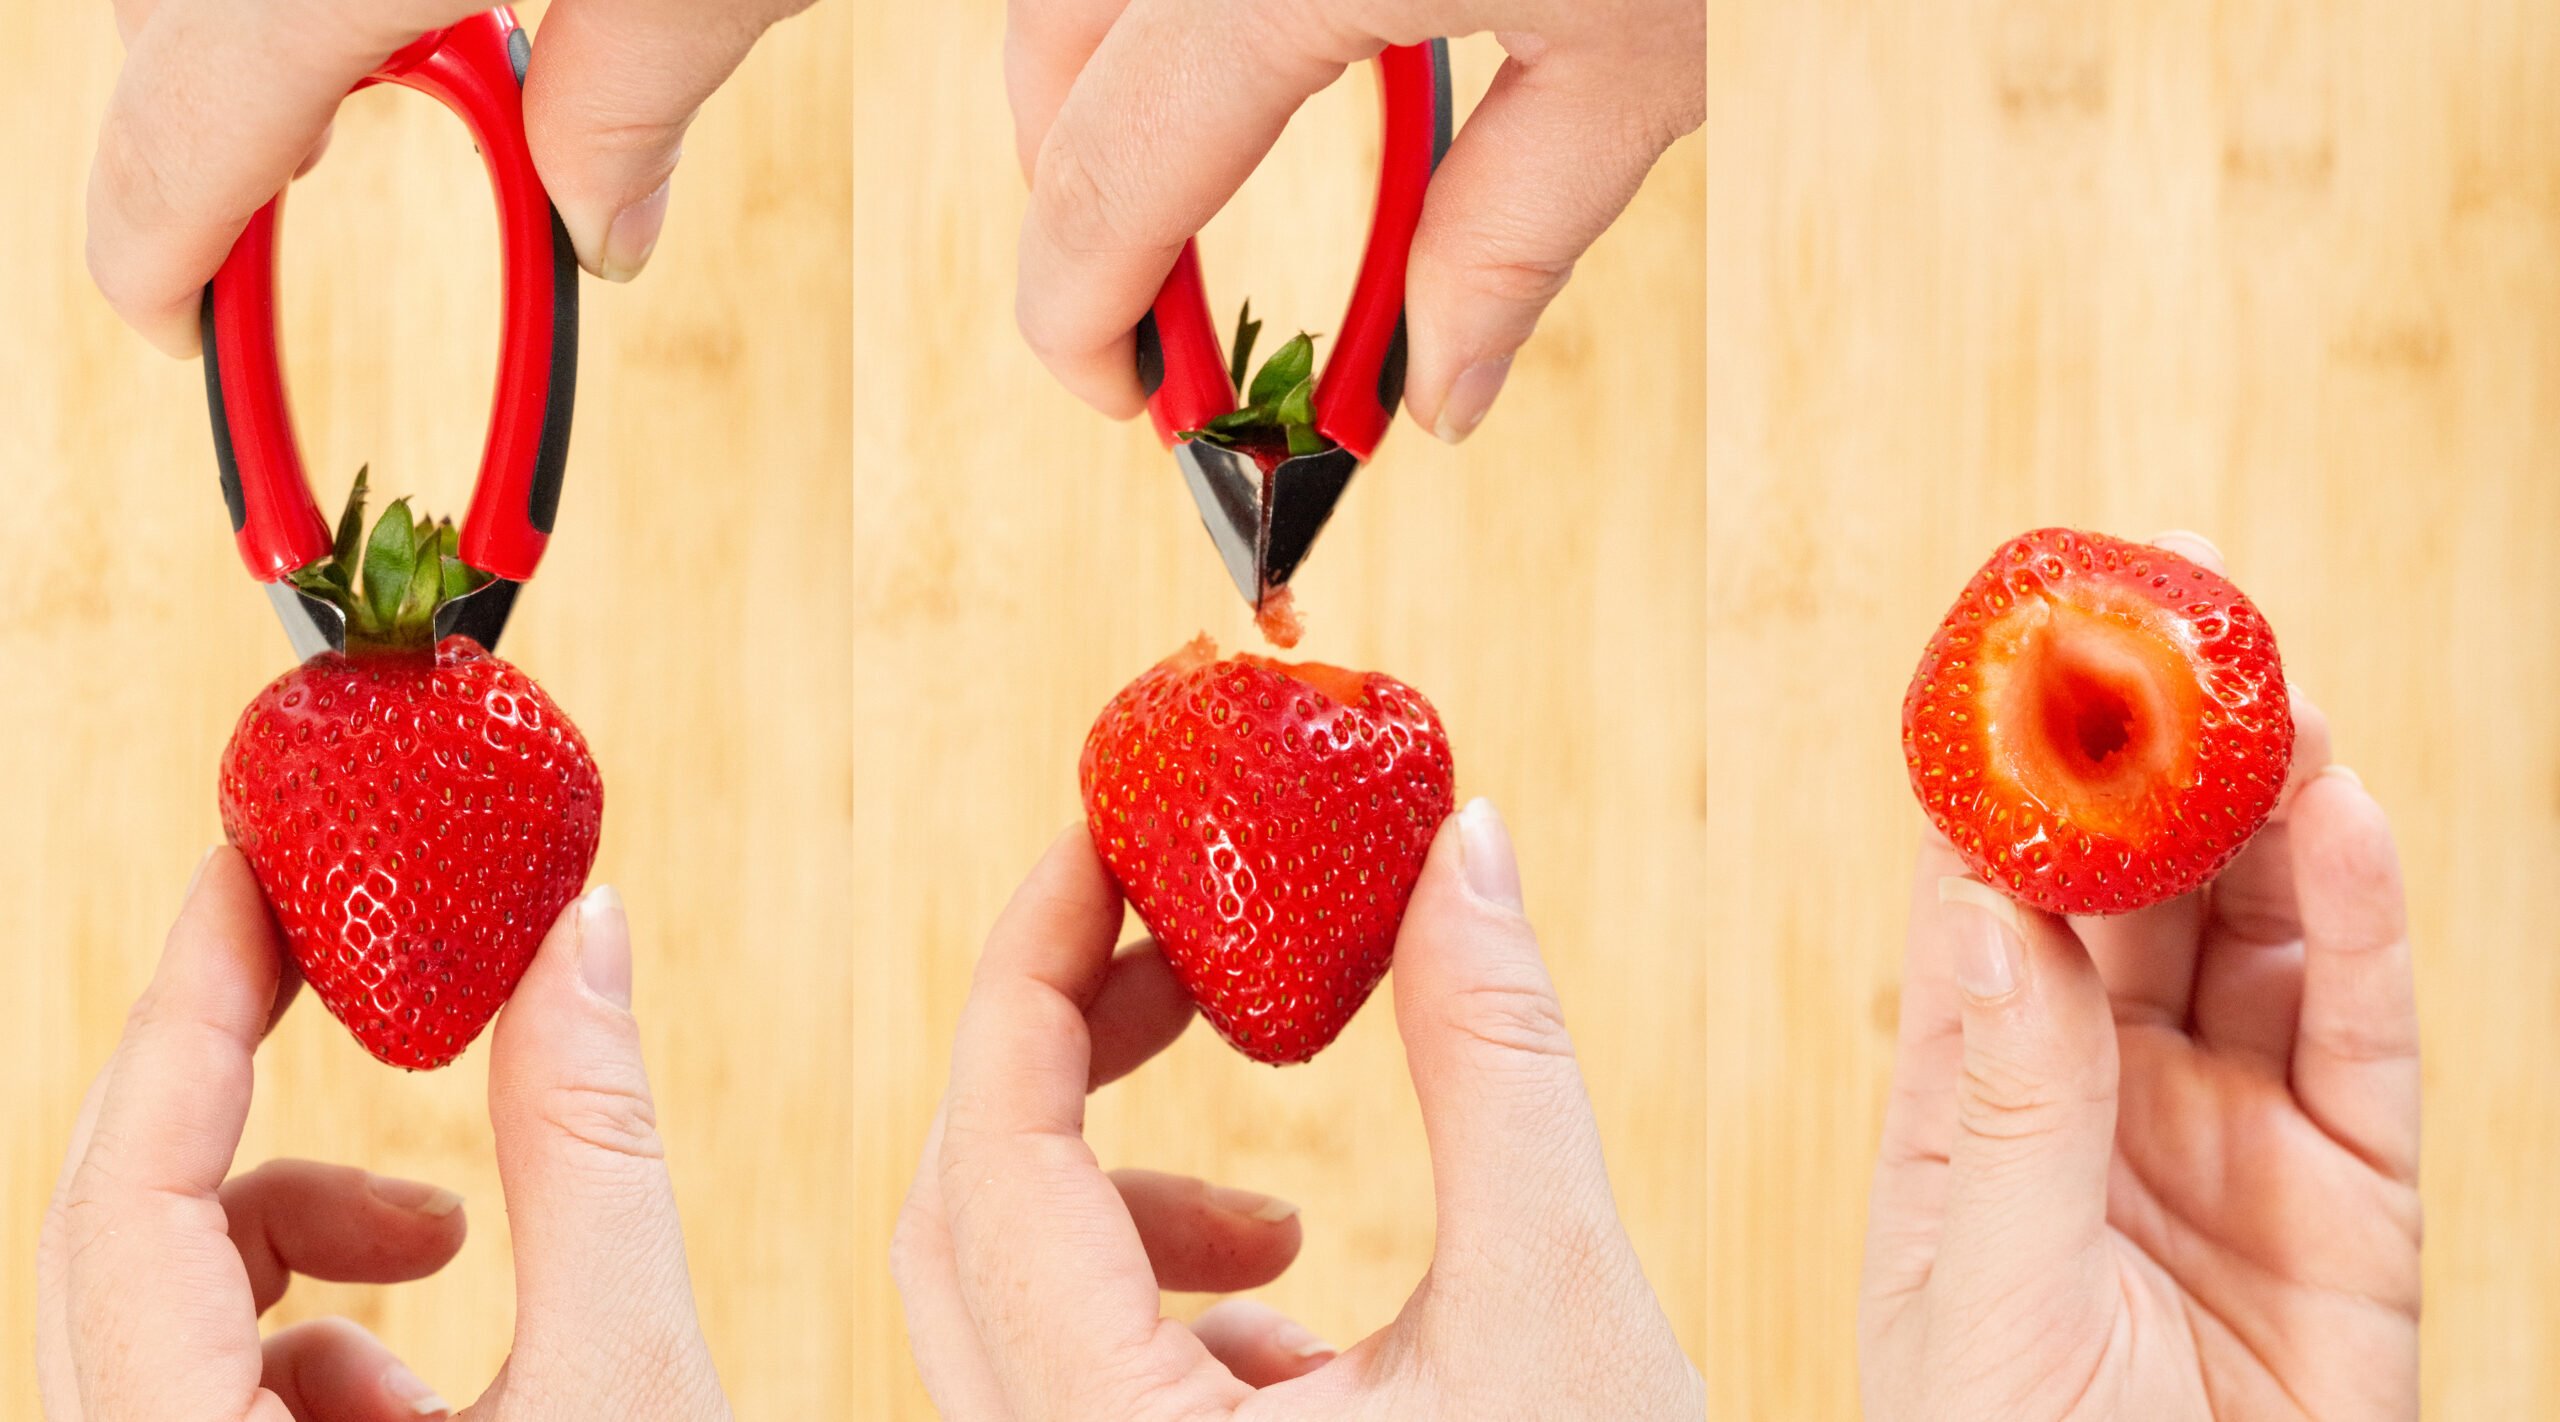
[[264, 581, 348, 660]]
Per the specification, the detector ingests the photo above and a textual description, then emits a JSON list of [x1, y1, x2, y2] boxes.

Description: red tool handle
[[1136, 39, 1452, 460], [204, 8, 577, 584]]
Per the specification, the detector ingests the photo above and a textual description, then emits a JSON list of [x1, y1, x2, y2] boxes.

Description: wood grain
[[848, 5, 1707, 1418], [1711, 1, 2560, 1415], [0, 1, 853, 1414]]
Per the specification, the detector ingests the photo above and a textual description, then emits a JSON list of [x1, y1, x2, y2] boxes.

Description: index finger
[[89, 0, 485, 354], [1004, 0, 1135, 179], [935, 826, 1245, 1419], [1015, 0, 1389, 415]]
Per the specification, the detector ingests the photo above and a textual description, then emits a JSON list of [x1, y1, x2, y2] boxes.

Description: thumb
[[1402, 39, 1702, 443], [486, 885, 723, 1411], [1927, 879, 2121, 1325], [521, 0, 811, 280], [1394, 800, 1625, 1274]]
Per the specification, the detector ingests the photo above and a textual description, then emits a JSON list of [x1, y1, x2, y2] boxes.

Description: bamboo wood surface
[[1710, 1, 2559, 1415]]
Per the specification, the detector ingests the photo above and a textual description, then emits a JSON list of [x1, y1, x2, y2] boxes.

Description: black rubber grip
[[1134, 311, 1166, 397], [201, 287, 246, 532], [529, 209, 579, 534]]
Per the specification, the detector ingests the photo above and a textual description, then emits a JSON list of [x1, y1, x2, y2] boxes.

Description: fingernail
[[1457, 798, 1525, 913], [579, 884, 633, 1010], [379, 1361, 450, 1416], [598, 178, 671, 282], [1270, 1315, 1336, 1363], [2321, 764, 2364, 790], [1205, 1184, 1300, 1224], [1433, 354, 1514, 443], [2150, 529, 2225, 566], [1938, 877, 2023, 1002], [184, 845, 221, 898], [366, 1173, 463, 1218]]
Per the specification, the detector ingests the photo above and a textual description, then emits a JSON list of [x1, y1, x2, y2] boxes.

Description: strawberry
[[1080, 636, 1455, 1063], [1902, 528, 2292, 916], [218, 473, 601, 1069]]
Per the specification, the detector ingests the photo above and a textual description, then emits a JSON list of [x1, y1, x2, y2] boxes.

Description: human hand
[[88, 0, 815, 355], [1859, 535, 2422, 1419], [1004, 0, 1704, 441], [893, 801, 1701, 1420], [37, 848, 729, 1420]]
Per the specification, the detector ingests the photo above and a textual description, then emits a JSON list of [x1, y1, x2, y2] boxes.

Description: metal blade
[[1176, 441, 1363, 609], [264, 581, 347, 661], [1176, 439, 1264, 607], [1259, 445, 1359, 591], [433, 576, 522, 651]]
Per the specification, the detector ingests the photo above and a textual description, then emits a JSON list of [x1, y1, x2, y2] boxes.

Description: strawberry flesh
[[1080, 635, 1455, 1063], [1903, 528, 2291, 915]]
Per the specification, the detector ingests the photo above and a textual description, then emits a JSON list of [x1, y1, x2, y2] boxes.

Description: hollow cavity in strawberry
[[1902, 528, 2291, 916]]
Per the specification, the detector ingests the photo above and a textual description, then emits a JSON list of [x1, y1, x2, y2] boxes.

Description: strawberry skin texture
[[219, 636, 602, 1069], [1903, 529, 2292, 916], [1080, 638, 1455, 1064]]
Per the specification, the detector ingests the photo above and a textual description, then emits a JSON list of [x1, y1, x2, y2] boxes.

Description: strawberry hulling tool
[[203, 8, 576, 661], [1136, 39, 1452, 613]]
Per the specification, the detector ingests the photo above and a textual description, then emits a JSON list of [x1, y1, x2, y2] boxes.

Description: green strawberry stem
[[1178, 301, 1328, 458], [284, 468, 492, 654]]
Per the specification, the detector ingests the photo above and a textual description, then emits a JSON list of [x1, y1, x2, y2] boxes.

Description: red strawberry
[[1903, 528, 2292, 916], [1080, 636, 1455, 1063], [218, 475, 601, 1069]]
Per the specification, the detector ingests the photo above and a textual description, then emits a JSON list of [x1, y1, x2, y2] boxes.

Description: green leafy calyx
[[284, 467, 491, 652], [1177, 301, 1327, 458]]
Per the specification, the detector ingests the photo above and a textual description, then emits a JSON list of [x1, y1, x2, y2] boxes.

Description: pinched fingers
[[933, 826, 1246, 1418], [1401, 18, 1703, 442], [522, 0, 816, 282], [1003, 0, 1135, 179], [88, 0, 490, 353]]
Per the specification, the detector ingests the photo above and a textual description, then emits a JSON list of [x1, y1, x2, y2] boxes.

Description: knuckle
[[1027, 137, 1134, 260], [1440, 970, 1578, 1063], [1455, 250, 1581, 311], [1955, 1057, 2104, 1145], [534, 1076, 666, 1162], [2308, 1016, 2419, 1067], [1027, 133, 1190, 266]]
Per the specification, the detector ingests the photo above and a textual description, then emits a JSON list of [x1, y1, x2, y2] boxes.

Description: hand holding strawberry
[[218, 476, 602, 1069], [894, 807, 1701, 1419], [1862, 536, 2421, 1419], [38, 853, 727, 1420]]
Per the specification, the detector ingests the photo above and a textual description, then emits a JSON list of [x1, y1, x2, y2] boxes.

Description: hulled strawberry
[[1080, 636, 1455, 1063], [219, 474, 601, 1069], [1903, 528, 2291, 916]]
